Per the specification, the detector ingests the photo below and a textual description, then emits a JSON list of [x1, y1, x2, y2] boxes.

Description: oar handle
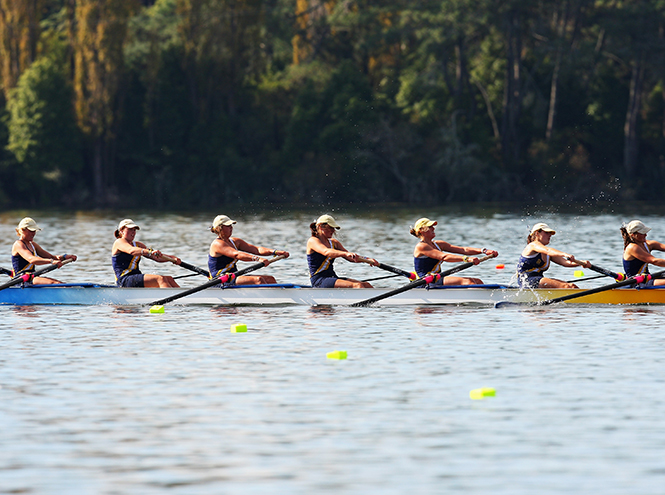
[[148, 254, 287, 306]]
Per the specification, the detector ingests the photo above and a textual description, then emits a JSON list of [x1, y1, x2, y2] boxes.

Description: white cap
[[117, 219, 139, 230], [530, 222, 556, 234], [316, 214, 340, 229], [18, 217, 41, 231], [212, 215, 237, 228], [625, 220, 651, 235], [413, 217, 437, 233]]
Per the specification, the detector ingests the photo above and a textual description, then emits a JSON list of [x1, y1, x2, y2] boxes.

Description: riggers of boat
[[2, 282, 665, 306]]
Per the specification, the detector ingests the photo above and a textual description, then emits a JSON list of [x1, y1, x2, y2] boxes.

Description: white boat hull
[[1, 283, 665, 306]]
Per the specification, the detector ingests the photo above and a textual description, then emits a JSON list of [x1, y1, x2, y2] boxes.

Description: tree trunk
[[501, 10, 522, 169], [93, 136, 105, 205], [546, 47, 561, 142], [624, 54, 645, 180]]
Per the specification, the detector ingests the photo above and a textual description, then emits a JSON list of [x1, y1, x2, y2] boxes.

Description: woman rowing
[[307, 214, 378, 288], [209, 215, 289, 284], [411, 217, 497, 285], [620, 220, 665, 286], [12, 217, 77, 284], [517, 222, 590, 289], [112, 219, 180, 287]]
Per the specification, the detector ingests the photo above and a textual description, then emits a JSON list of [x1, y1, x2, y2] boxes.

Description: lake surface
[[1, 207, 665, 494]]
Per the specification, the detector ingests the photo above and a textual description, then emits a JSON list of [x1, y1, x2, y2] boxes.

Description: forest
[[0, 0, 664, 208]]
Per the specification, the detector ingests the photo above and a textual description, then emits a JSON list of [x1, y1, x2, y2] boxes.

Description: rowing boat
[[1, 283, 665, 306]]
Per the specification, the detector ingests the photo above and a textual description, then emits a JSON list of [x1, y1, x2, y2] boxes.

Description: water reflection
[[209, 306, 241, 316], [307, 305, 335, 318], [10, 305, 39, 317], [112, 306, 145, 315], [621, 307, 659, 319]]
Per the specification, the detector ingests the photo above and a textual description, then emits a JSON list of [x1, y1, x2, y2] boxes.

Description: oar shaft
[[179, 260, 209, 277], [565, 257, 624, 281], [376, 262, 417, 280], [588, 263, 625, 281], [155, 253, 209, 278], [358, 257, 417, 280]]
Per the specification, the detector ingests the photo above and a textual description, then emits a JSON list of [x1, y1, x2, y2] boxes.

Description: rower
[[621, 220, 665, 286], [12, 217, 77, 284], [517, 222, 590, 289], [411, 217, 498, 285], [208, 215, 289, 285], [307, 214, 378, 288], [112, 219, 181, 288]]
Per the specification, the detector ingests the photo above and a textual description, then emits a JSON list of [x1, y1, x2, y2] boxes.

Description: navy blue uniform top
[[307, 239, 338, 281], [517, 252, 550, 279], [208, 239, 239, 278], [112, 242, 142, 281], [414, 242, 442, 278], [11, 242, 36, 276], [623, 242, 649, 277]]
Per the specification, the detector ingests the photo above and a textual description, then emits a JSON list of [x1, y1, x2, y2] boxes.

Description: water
[[1, 208, 665, 494]]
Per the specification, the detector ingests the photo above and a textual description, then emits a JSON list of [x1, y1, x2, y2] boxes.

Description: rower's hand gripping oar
[[496, 269, 665, 308], [0, 258, 75, 291], [351, 254, 496, 307], [149, 254, 287, 306], [358, 257, 417, 280]]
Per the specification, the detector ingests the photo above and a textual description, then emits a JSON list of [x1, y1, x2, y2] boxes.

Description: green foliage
[[6, 57, 82, 205], [2, 0, 665, 208]]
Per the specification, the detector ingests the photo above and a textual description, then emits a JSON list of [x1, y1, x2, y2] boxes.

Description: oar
[[0, 266, 12, 276], [565, 257, 625, 281], [0, 259, 74, 292], [496, 270, 665, 308], [362, 273, 402, 283], [565, 274, 605, 283], [157, 254, 209, 278], [351, 254, 496, 307], [149, 254, 287, 306], [358, 257, 417, 280]]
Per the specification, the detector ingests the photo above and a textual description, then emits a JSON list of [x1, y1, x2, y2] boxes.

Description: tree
[[6, 56, 82, 204], [69, 0, 138, 204], [0, 0, 43, 101]]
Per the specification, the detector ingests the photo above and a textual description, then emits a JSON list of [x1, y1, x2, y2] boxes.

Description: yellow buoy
[[149, 305, 165, 314], [326, 350, 347, 360], [231, 323, 247, 333], [574, 270, 585, 277], [469, 387, 496, 400]]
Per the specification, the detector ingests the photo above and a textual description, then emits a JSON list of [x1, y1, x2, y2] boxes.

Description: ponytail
[[620, 226, 633, 248]]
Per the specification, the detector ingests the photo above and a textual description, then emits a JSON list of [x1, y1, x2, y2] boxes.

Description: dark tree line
[[1, 0, 665, 208]]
